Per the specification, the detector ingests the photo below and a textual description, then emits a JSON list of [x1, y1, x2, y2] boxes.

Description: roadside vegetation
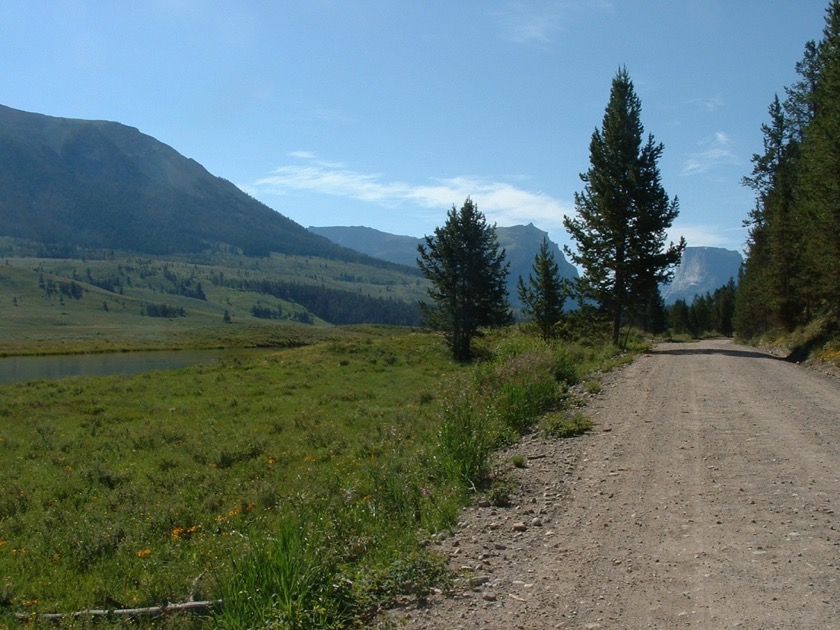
[[0, 324, 643, 627]]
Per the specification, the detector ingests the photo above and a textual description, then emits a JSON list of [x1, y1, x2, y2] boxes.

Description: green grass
[[0, 323, 640, 627], [0, 330, 458, 624]]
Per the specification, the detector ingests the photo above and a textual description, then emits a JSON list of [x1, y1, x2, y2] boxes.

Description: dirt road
[[388, 339, 840, 629]]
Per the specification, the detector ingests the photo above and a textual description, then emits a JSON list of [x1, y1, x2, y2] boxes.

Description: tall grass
[[216, 515, 338, 629]]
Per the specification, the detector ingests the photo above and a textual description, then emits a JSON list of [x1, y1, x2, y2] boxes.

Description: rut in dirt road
[[391, 339, 840, 629]]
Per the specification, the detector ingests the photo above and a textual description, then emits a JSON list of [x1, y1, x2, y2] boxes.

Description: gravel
[[382, 339, 840, 629]]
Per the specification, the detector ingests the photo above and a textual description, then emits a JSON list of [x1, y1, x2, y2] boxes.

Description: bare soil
[[386, 339, 840, 629]]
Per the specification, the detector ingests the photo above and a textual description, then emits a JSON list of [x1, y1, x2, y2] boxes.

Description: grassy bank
[[0, 327, 640, 627]]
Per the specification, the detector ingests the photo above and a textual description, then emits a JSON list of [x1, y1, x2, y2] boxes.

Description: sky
[[0, 1, 830, 256]]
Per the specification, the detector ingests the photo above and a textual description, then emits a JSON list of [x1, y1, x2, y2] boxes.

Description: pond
[[0, 349, 235, 385]]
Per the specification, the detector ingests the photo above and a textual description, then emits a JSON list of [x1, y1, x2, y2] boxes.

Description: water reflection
[[0, 349, 232, 384]]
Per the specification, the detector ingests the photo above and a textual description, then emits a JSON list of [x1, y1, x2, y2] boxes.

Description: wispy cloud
[[491, 1, 613, 45], [691, 94, 724, 112], [249, 152, 572, 230], [681, 131, 738, 176]]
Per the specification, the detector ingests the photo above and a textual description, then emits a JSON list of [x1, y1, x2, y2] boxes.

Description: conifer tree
[[741, 96, 805, 331], [417, 197, 512, 361], [517, 238, 569, 341], [799, 0, 840, 314], [564, 67, 685, 345], [738, 1, 840, 337]]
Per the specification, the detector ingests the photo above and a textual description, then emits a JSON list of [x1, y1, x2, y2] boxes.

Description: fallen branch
[[14, 599, 221, 623]]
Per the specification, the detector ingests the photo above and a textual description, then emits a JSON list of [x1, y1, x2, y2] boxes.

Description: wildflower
[[268, 457, 276, 465], [171, 527, 186, 539], [136, 549, 152, 558]]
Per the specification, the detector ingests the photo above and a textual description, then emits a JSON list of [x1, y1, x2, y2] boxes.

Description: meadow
[[0, 322, 634, 628]]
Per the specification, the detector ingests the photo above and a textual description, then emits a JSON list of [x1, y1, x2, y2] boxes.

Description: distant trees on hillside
[[39, 275, 84, 300], [737, 0, 840, 338], [142, 303, 185, 318], [224, 277, 420, 326]]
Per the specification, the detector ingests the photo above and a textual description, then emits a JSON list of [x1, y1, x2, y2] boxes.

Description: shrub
[[540, 411, 593, 438]]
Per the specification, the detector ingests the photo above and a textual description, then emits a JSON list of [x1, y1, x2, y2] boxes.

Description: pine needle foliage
[[564, 67, 685, 346], [417, 197, 513, 361], [517, 238, 570, 341], [737, 0, 840, 339]]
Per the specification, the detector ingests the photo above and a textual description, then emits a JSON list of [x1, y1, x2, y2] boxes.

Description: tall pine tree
[[741, 95, 805, 331], [799, 0, 840, 315], [564, 67, 685, 346]]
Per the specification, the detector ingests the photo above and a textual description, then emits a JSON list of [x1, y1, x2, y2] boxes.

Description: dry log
[[14, 599, 221, 622]]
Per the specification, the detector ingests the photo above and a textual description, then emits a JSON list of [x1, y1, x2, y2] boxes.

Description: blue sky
[[0, 1, 829, 255]]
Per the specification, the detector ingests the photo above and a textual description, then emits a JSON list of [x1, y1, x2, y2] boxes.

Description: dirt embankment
[[386, 339, 840, 629]]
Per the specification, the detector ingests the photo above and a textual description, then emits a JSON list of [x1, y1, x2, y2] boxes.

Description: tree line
[[419, 2, 840, 360], [418, 68, 684, 360], [736, 0, 840, 339], [666, 279, 737, 339]]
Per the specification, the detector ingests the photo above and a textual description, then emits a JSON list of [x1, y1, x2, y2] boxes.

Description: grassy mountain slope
[[0, 245, 427, 355], [0, 104, 402, 265]]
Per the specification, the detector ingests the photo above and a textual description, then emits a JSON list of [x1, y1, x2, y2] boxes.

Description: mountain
[[0, 104, 388, 263], [309, 223, 578, 307], [662, 247, 742, 304], [308, 226, 422, 267]]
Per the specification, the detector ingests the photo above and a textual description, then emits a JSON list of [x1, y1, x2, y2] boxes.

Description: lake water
[[0, 349, 232, 384]]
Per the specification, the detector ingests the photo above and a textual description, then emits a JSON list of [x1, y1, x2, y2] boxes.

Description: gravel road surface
[[387, 339, 840, 629]]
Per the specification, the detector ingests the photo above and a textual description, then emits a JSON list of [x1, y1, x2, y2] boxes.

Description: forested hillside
[[737, 0, 840, 342]]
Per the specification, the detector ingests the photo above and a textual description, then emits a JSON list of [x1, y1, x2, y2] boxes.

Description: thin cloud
[[681, 131, 738, 176], [250, 154, 572, 230], [491, 1, 612, 45], [703, 95, 725, 112]]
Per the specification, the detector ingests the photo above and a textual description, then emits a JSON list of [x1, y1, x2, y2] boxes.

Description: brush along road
[[389, 339, 840, 629]]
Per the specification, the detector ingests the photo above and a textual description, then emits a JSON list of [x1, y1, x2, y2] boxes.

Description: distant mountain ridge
[[311, 225, 742, 306], [309, 224, 578, 308], [0, 104, 388, 263]]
